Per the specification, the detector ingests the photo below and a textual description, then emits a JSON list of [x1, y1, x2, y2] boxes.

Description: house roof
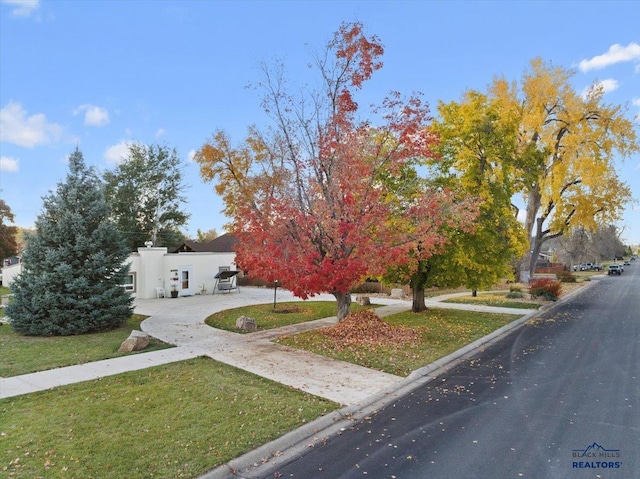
[[172, 233, 238, 253]]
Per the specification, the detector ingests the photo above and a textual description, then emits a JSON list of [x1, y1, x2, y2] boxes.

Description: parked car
[[608, 265, 622, 275], [573, 263, 601, 271]]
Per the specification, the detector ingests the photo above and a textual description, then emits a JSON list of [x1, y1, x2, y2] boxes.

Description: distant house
[[3, 257, 20, 267], [534, 247, 564, 274], [172, 233, 239, 253], [2, 234, 240, 299]]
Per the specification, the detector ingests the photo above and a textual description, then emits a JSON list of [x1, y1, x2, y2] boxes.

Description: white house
[[1, 260, 21, 289], [2, 234, 239, 300]]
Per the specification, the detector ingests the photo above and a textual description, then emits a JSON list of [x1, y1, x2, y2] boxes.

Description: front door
[[179, 266, 193, 296]]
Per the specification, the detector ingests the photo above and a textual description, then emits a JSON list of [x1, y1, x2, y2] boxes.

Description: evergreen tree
[[104, 143, 190, 251], [6, 149, 133, 335]]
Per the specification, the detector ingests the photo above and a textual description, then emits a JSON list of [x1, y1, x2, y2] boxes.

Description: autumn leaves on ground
[[278, 305, 520, 377]]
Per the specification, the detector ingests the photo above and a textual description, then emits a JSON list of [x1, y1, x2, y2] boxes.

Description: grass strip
[[0, 357, 337, 479], [205, 300, 375, 332], [277, 308, 520, 377], [0, 314, 171, 377], [442, 293, 542, 309]]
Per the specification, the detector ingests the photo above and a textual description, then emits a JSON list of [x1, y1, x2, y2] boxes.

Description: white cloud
[[579, 42, 640, 72], [1, 0, 40, 17], [83, 106, 109, 126], [0, 156, 19, 172], [155, 128, 167, 138], [581, 78, 619, 98], [0, 100, 63, 148], [104, 140, 134, 165], [188, 149, 197, 162], [73, 104, 110, 127], [597, 78, 619, 93]]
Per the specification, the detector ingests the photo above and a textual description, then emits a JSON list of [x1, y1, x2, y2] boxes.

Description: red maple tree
[[196, 23, 476, 319]]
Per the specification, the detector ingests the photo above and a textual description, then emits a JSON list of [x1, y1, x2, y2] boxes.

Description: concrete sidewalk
[[0, 288, 536, 403], [0, 347, 200, 398]]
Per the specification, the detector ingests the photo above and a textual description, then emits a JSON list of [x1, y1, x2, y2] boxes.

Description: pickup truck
[[608, 265, 622, 275], [572, 263, 602, 271]]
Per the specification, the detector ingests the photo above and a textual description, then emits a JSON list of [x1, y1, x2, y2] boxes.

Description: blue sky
[[1, 0, 639, 246]]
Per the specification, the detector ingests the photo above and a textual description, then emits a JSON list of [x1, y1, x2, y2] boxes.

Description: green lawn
[[442, 292, 542, 309], [0, 358, 337, 479], [0, 285, 9, 319], [0, 314, 172, 377], [0, 294, 524, 478], [277, 308, 520, 376], [205, 300, 376, 332]]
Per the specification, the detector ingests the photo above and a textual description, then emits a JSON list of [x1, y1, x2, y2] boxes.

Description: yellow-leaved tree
[[430, 90, 528, 294], [492, 58, 638, 277]]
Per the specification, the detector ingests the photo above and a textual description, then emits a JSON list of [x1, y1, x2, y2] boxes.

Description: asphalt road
[[257, 265, 639, 479]]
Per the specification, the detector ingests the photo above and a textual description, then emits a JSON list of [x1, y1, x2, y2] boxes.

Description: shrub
[[509, 285, 522, 293], [237, 276, 269, 287], [556, 270, 577, 283], [350, 281, 383, 294], [528, 277, 562, 301], [506, 291, 524, 299]]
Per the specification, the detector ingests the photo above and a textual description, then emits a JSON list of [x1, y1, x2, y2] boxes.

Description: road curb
[[198, 280, 599, 479]]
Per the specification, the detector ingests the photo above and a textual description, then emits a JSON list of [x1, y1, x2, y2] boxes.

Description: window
[[122, 272, 136, 292]]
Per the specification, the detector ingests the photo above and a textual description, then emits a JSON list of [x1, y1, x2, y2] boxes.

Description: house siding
[[2, 247, 237, 300]]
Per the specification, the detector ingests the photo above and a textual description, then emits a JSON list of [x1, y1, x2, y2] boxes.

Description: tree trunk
[[472, 289, 477, 297], [524, 185, 541, 242], [333, 291, 352, 321], [524, 185, 543, 279], [412, 286, 426, 312], [528, 217, 546, 278], [410, 260, 429, 312]]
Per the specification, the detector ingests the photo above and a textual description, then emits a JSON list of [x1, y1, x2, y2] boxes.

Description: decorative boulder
[[355, 295, 371, 306], [118, 330, 151, 353], [235, 315, 257, 332]]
